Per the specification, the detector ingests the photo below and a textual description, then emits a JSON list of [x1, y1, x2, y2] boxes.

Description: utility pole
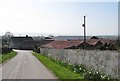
[[82, 16, 86, 43]]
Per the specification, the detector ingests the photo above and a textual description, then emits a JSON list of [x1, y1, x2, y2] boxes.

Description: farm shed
[[9, 36, 33, 49], [20, 40, 41, 50], [42, 40, 91, 49], [10, 35, 54, 50], [42, 39, 105, 50]]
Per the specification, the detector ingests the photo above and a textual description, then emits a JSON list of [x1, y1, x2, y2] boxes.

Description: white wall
[[40, 48, 119, 78]]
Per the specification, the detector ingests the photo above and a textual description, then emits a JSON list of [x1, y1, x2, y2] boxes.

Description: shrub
[[99, 43, 117, 51], [84, 70, 102, 81], [2, 47, 12, 54], [33, 46, 40, 53]]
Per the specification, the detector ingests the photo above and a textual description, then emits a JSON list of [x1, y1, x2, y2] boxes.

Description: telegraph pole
[[82, 16, 86, 43]]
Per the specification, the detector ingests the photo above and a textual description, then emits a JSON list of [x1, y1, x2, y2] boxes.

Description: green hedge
[[2, 47, 12, 54]]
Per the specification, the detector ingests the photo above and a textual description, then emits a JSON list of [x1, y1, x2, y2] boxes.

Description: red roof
[[42, 39, 116, 49], [43, 40, 83, 49], [86, 39, 101, 46], [99, 39, 113, 44]]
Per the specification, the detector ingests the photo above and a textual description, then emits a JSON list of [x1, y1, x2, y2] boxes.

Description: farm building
[[9, 36, 33, 49], [20, 40, 40, 50], [10, 36, 54, 50], [86, 39, 103, 49], [90, 36, 99, 39], [42, 38, 117, 50], [42, 40, 83, 49], [42, 39, 103, 49]]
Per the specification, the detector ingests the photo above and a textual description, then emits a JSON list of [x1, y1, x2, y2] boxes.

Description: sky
[[0, 0, 118, 36]]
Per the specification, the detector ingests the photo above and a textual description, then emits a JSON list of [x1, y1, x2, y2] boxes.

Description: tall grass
[[32, 52, 84, 81]]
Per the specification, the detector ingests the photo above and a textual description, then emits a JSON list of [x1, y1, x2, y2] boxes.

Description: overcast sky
[[0, 0, 118, 36]]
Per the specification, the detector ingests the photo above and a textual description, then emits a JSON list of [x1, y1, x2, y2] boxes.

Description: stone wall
[[40, 48, 119, 78]]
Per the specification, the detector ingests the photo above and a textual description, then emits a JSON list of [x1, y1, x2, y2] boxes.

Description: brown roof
[[43, 40, 83, 49], [86, 39, 101, 46], [42, 39, 116, 49], [99, 39, 113, 44], [86, 39, 116, 45]]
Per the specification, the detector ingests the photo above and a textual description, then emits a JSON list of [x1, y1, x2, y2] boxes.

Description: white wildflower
[[79, 68, 81, 70], [96, 71, 98, 74], [89, 71, 91, 74]]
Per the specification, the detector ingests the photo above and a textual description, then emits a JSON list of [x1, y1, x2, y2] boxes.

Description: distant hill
[[53, 35, 118, 41], [53, 36, 91, 41], [96, 35, 118, 40]]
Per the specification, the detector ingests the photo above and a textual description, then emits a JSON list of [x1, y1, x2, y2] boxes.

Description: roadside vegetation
[[33, 52, 119, 81], [0, 51, 17, 63], [32, 52, 84, 81]]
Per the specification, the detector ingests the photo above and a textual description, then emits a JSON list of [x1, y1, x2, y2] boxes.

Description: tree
[[2, 32, 14, 47], [49, 35, 54, 38], [4, 31, 14, 38]]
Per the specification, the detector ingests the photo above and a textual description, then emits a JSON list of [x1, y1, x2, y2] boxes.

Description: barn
[[42, 39, 104, 50], [9, 35, 54, 50], [9, 36, 33, 49], [20, 40, 40, 50]]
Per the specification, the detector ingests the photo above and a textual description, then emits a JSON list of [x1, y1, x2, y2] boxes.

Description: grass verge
[[0, 51, 17, 63], [32, 52, 84, 81]]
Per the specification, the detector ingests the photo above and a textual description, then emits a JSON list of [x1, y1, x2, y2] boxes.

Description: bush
[[99, 43, 117, 51], [84, 70, 102, 81], [84, 69, 119, 81], [33, 46, 40, 53], [2, 47, 12, 54]]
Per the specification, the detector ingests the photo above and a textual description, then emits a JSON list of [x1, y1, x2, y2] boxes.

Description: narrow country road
[[2, 50, 57, 79]]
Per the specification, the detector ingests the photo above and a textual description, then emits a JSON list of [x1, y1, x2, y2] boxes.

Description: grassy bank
[[0, 51, 17, 63], [33, 52, 119, 81], [32, 52, 84, 81]]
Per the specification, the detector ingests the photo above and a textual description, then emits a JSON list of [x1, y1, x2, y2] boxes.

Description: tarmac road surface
[[1, 50, 57, 79]]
